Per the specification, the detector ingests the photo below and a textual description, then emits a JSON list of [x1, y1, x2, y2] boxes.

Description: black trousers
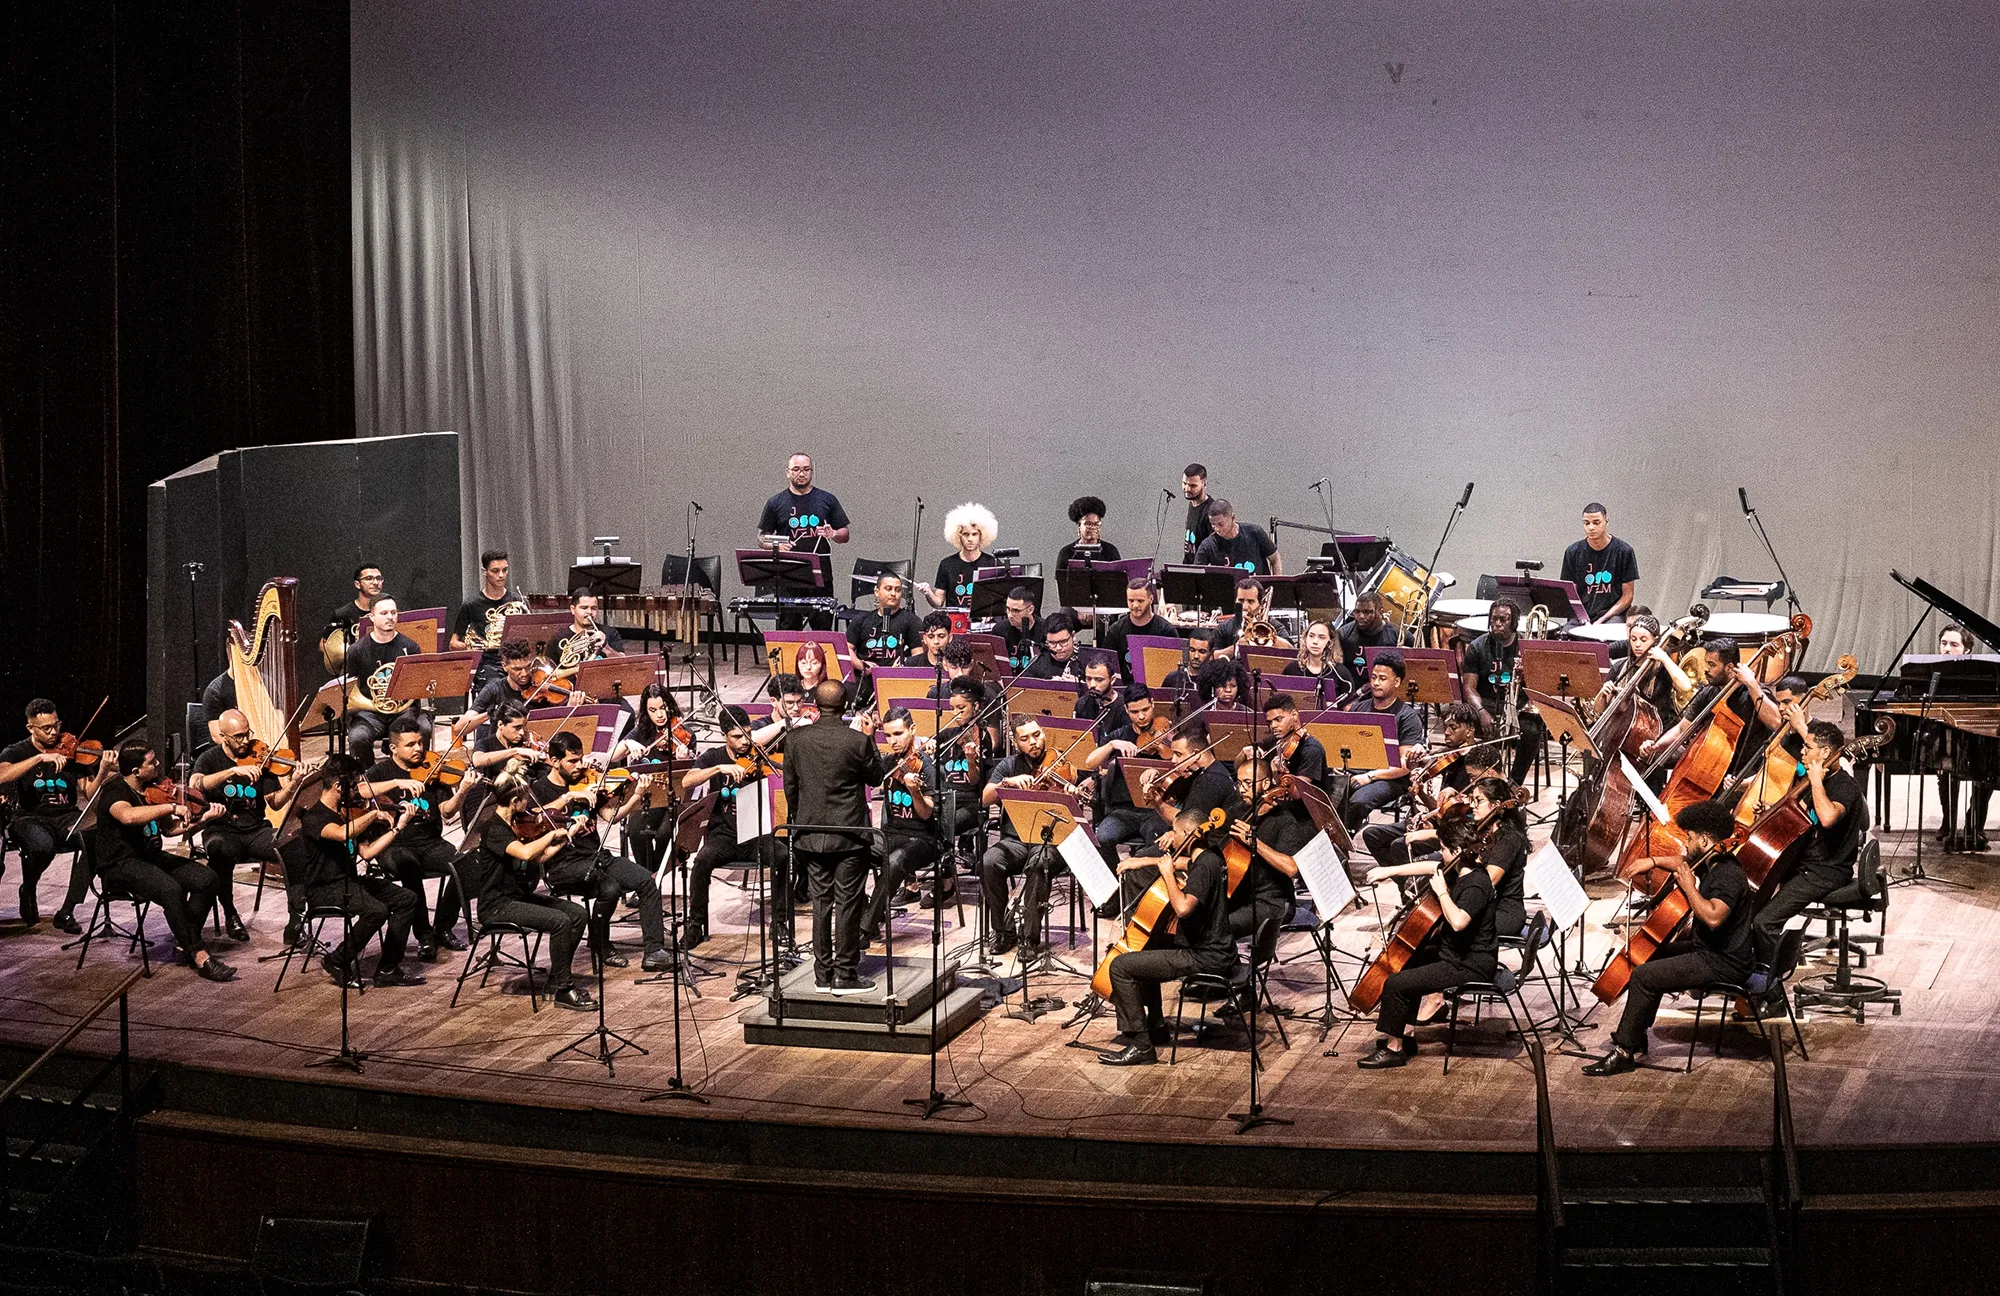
[[378, 835, 462, 942], [799, 847, 869, 980], [482, 895, 587, 989], [1094, 806, 1164, 866], [1753, 864, 1849, 968], [1610, 939, 1745, 1054], [980, 838, 1046, 940], [1375, 947, 1496, 1038], [1508, 712, 1546, 786], [1108, 946, 1203, 1035], [306, 876, 420, 970], [101, 857, 217, 959], [687, 834, 783, 936], [202, 822, 298, 920], [1228, 896, 1293, 939], [866, 833, 940, 939], [1360, 822, 1433, 884], [9, 812, 92, 914], [547, 851, 666, 954], [1338, 777, 1404, 832]]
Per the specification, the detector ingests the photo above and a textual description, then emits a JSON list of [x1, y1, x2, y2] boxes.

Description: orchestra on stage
[[4, 450, 1988, 1081]]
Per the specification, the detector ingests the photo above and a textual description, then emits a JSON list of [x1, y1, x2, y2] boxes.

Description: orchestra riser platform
[[739, 956, 985, 1052]]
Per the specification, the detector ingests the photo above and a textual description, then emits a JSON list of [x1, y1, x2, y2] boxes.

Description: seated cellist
[[1356, 807, 1495, 1070], [1582, 799, 1753, 1076]]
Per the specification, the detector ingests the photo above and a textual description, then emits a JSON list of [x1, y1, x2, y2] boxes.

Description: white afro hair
[[942, 502, 998, 550]]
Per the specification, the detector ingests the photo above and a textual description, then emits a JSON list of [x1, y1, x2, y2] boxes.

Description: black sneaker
[[416, 940, 440, 963], [372, 965, 427, 987], [553, 985, 595, 1011], [813, 970, 834, 991], [829, 974, 875, 997], [195, 957, 238, 983]]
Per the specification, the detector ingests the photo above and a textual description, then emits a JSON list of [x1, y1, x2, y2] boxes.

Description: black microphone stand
[[905, 654, 972, 1116], [1739, 489, 1804, 627], [1401, 483, 1474, 649], [1899, 670, 1969, 890], [551, 816, 648, 1072], [1230, 678, 1291, 1133]]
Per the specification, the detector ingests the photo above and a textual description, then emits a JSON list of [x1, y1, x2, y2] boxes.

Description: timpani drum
[[1701, 611, 1791, 643], [1563, 622, 1629, 645]]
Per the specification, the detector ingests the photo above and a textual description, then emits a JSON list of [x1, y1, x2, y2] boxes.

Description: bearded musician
[[1228, 756, 1307, 937], [363, 715, 473, 961], [529, 731, 671, 973], [189, 708, 317, 944], [1, 698, 106, 932]]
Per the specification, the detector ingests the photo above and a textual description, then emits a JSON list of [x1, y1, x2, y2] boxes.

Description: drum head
[[1565, 623, 1628, 644], [1703, 612, 1790, 639], [1431, 598, 1493, 619]]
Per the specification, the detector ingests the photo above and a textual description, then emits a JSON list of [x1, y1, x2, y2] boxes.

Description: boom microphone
[[1738, 487, 1752, 516], [1458, 481, 1474, 509]]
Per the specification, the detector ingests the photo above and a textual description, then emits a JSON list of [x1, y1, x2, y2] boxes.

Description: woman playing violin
[[609, 682, 694, 766], [1357, 807, 1496, 1069], [1582, 799, 1752, 1076]]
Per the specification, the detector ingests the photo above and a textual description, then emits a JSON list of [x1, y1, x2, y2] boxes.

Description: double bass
[[1593, 843, 1724, 1003]]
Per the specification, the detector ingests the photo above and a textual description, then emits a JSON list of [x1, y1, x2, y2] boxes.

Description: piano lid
[[1891, 570, 2000, 652]]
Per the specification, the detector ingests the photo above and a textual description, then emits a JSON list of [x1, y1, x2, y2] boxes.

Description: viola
[[524, 664, 574, 705], [235, 739, 300, 777], [1091, 809, 1225, 997], [54, 733, 105, 767]]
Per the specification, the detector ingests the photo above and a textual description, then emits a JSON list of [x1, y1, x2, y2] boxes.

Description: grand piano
[[1854, 571, 2000, 829]]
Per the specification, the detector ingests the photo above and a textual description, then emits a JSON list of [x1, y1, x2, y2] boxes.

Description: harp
[[227, 577, 301, 751]]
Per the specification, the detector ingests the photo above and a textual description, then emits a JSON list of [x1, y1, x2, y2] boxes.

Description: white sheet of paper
[[1525, 840, 1589, 934], [1623, 755, 1670, 824], [736, 777, 774, 845], [1057, 823, 1118, 909], [1293, 830, 1355, 918]]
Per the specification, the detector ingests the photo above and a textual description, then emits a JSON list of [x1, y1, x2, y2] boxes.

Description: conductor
[[783, 680, 887, 994]]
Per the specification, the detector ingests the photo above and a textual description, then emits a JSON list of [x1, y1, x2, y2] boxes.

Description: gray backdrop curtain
[[351, 0, 2000, 671]]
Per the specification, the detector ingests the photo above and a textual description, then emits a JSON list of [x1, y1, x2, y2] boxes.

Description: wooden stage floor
[[4, 691, 1999, 1159]]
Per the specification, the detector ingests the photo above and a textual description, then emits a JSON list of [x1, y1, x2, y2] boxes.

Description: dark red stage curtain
[[0, 2, 351, 738]]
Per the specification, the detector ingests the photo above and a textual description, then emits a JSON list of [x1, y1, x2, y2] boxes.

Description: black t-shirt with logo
[[1243, 802, 1313, 914], [933, 554, 990, 607], [1692, 852, 1754, 971], [454, 592, 527, 660], [759, 487, 849, 553], [93, 782, 166, 871], [1560, 536, 1640, 622], [934, 724, 989, 799], [1002, 618, 1045, 672], [1799, 766, 1867, 876], [295, 802, 363, 891], [1460, 632, 1520, 713], [1056, 540, 1122, 568], [880, 753, 935, 839], [1338, 622, 1401, 679], [366, 758, 444, 843], [346, 633, 422, 700], [695, 747, 754, 840], [1, 741, 83, 817], [848, 608, 924, 667], [1195, 524, 1277, 575], [1184, 498, 1215, 561], [193, 744, 280, 833]]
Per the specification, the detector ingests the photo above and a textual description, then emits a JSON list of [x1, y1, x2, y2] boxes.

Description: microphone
[[1928, 669, 1943, 703], [692, 501, 704, 513], [1458, 481, 1474, 509], [1161, 486, 1177, 499], [1738, 487, 1752, 516], [1308, 478, 1330, 491]]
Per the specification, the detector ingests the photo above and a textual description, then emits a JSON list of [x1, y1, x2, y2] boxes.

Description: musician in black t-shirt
[[847, 573, 924, 708], [1263, 693, 1328, 787], [1098, 578, 1178, 682], [1159, 628, 1217, 696], [325, 563, 387, 641], [463, 639, 540, 741], [91, 742, 234, 981], [1338, 651, 1428, 832], [1117, 720, 1242, 916], [678, 707, 782, 949], [1056, 496, 1122, 569], [1559, 503, 1638, 624], [0, 698, 105, 930], [1000, 588, 1044, 673], [1074, 655, 1128, 736], [899, 612, 954, 672], [1098, 809, 1239, 1066], [923, 503, 998, 609], [1640, 640, 1781, 779], [979, 715, 1067, 955], [862, 709, 939, 947], [451, 550, 529, 692], [551, 590, 625, 679], [1338, 592, 1400, 682], [1181, 464, 1214, 562], [1084, 685, 1169, 869], [1585, 799, 1754, 1075], [364, 715, 473, 959], [1752, 721, 1868, 975], [1230, 757, 1306, 937], [1021, 613, 1086, 682], [290, 756, 424, 987], [1193, 499, 1281, 575], [531, 731, 671, 972], [1357, 808, 1496, 1068], [189, 708, 314, 943], [345, 598, 432, 763], [759, 454, 851, 554], [479, 775, 593, 1010]]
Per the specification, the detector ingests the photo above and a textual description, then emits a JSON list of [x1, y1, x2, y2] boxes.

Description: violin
[[142, 778, 208, 812], [235, 739, 300, 777], [524, 663, 575, 705], [408, 750, 469, 788], [54, 733, 105, 767]]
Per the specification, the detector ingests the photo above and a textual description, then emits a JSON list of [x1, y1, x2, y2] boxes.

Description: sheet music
[[1623, 755, 1670, 823], [1525, 841, 1589, 934], [1293, 830, 1355, 918], [1056, 825, 1117, 908], [737, 777, 775, 845]]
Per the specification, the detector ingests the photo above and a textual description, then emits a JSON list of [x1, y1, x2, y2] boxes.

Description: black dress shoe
[[372, 965, 426, 987], [596, 951, 630, 969], [416, 940, 440, 963], [1148, 1025, 1173, 1046], [282, 917, 302, 947], [1093, 898, 1120, 920], [195, 957, 238, 983], [1582, 1049, 1638, 1077], [553, 985, 595, 1011], [1357, 1041, 1410, 1069], [641, 947, 674, 973], [830, 974, 876, 996], [225, 914, 250, 943], [18, 888, 39, 926], [52, 909, 81, 936], [436, 930, 468, 952], [1097, 1044, 1158, 1067], [321, 954, 366, 989], [680, 924, 708, 949], [989, 932, 1019, 956]]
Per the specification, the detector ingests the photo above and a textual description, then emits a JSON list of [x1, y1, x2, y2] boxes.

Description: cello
[[1349, 799, 1517, 1014], [1090, 809, 1228, 998], [1593, 842, 1724, 1003]]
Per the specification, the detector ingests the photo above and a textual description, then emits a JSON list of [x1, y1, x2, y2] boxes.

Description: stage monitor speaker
[[251, 1213, 382, 1290], [1086, 1272, 1213, 1296], [146, 432, 461, 755]]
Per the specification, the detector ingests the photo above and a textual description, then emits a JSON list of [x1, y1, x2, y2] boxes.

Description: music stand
[[499, 612, 573, 661], [736, 548, 833, 598], [1309, 713, 1398, 773], [876, 697, 943, 738], [1249, 674, 1322, 708], [567, 560, 643, 598], [996, 789, 1087, 1022], [964, 634, 1009, 682], [1241, 647, 1295, 678], [1005, 679, 1079, 719], [1057, 558, 1150, 618], [970, 572, 1042, 623], [1128, 635, 1193, 690], [1120, 757, 1174, 806], [384, 652, 482, 711], [1526, 690, 1597, 833], [1205, 708, 1255, 762], [1494, 575, 1589, 626], [760, 630, 854, 681], [396, 607, 448, 655], [1290, 569, 1344, 617], [1364, 645, 1462, 705], [868, 666, 937, 711], [1520, 641, 1610, 704], [576, 653, 661, 704], [1159, 564, 1238, 615], [526, 705, 615, 754]]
